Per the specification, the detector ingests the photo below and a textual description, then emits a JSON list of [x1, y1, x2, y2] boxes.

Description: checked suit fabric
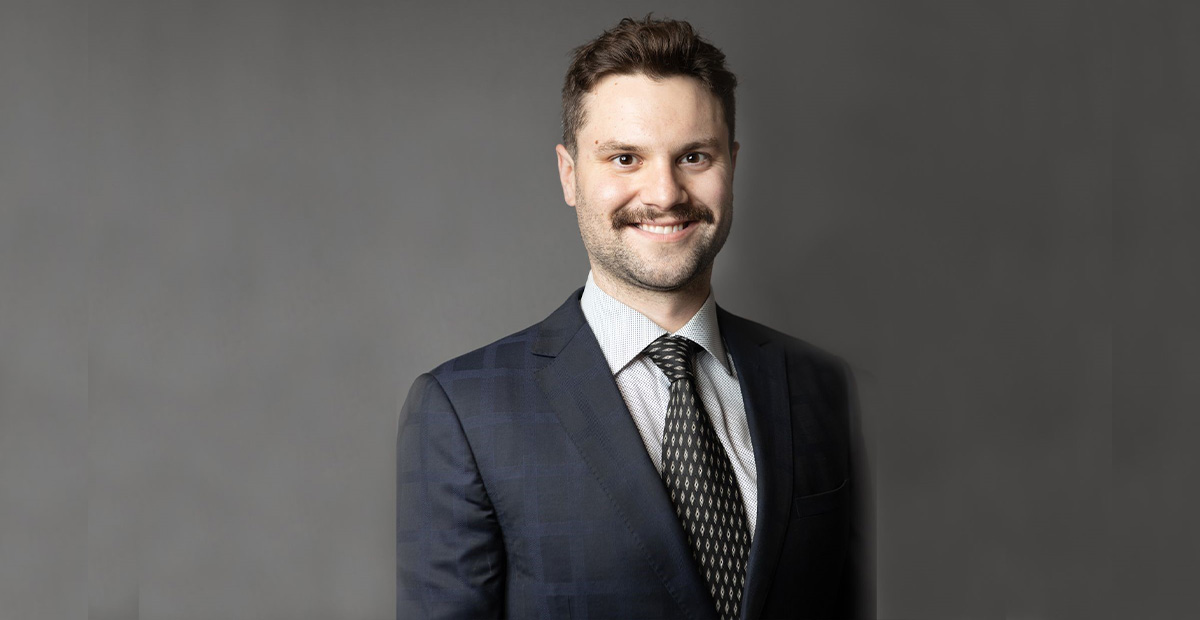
[[646, 334, 752, 620]]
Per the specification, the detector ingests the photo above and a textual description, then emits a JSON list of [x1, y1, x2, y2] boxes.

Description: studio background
[[6, 1, 1193, 619]]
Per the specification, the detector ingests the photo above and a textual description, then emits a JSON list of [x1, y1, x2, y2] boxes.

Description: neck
[[591, 267, 713, 333]]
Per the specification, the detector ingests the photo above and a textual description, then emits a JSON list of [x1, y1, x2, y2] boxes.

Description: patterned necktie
[[645, 334, 751, 620]]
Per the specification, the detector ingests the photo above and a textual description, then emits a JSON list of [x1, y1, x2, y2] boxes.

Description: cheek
[[595, 185, 624, 204], [686, 177, 731, 208], [582, 174, 636, 209]]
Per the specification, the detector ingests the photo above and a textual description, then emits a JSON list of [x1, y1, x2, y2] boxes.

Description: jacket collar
[[532, 289, 718, 619], [717, 307, 795, 620], [532, 289, 794, 620]]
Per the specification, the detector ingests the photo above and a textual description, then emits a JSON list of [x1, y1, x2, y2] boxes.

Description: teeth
[[638, 223, 686, 234]]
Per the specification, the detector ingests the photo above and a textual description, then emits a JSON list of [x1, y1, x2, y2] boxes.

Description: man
[[398, 17, 870, 620]]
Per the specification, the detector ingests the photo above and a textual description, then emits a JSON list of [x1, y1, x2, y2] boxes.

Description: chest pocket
[[791, 478, 848, 519]]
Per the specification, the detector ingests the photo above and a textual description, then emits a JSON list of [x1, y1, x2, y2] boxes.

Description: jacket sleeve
[[397, 373, 505, 619], [836, 360, 875, 619]]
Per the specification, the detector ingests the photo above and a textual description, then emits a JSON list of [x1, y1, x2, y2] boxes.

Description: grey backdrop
[[3, 1, 1196, 619]]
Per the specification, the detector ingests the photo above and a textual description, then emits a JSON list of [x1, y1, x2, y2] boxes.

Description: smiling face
[[556, 73, 738, 295]]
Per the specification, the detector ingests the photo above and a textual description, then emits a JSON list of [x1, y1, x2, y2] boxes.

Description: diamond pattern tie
[[645, 334, 751, 620]]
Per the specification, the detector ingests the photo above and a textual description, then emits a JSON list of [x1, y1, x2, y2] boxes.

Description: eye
[[613, 154, 639, 167], [680, 152, 710, 165]]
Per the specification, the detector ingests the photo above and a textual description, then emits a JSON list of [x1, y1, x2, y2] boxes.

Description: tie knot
[[645, 334, 699, 382]]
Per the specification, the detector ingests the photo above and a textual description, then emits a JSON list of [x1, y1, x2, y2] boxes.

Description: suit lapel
[[718, 308, 793, 620], [533, 291, 717, 620]]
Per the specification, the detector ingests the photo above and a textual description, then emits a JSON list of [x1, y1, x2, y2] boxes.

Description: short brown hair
[[561, 16, 738, 155]]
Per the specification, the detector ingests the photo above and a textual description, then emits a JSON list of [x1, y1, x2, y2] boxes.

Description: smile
[[635, 221, 693, 235]]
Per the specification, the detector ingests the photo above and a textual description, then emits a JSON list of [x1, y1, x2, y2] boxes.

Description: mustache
[[611, 205, 715, 229]]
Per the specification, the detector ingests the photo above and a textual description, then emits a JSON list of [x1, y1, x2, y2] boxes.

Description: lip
[[627, 220, 697, 242]]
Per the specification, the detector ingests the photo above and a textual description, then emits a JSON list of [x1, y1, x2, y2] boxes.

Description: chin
[[626, 266, 707, 292]]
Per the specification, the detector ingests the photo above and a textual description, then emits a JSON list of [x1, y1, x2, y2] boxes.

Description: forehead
[[577, 73, 727, 148]]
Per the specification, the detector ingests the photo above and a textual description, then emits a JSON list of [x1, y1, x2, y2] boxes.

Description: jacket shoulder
[[428, 322, 543, 379], [427, 287, 586, 380]]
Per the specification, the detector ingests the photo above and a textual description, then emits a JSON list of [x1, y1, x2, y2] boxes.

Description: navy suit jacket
[[397, 289, 871, 619]]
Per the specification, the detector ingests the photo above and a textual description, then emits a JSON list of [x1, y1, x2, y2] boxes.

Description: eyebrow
[[678, 138, 724, 152], [592, 137, 724, 156], [593, 141, 643, 155]]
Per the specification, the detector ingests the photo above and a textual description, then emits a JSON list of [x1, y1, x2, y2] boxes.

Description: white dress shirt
[[579, 272, 758, 536]]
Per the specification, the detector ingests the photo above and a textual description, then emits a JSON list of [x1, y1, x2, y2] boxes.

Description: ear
[[555, 144, 577, 207]]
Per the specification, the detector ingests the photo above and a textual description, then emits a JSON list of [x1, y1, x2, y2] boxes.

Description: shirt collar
[[579, 271, 733, 376]]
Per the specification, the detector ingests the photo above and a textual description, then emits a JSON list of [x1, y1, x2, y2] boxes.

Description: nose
[[639, 160, 688, 210]]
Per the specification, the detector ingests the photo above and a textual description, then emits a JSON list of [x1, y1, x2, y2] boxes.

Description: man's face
[[556, 73, 738, 293]]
